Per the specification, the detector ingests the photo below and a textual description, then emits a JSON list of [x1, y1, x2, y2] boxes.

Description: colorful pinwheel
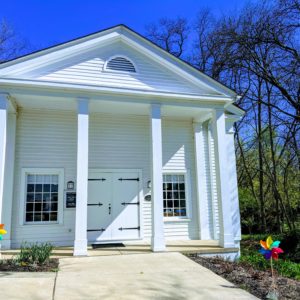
[[259, 236, 283, 260], [0, 224, 7, 241], [259, 236, 283, 300]]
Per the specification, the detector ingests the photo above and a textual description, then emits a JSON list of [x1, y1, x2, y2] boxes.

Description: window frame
[[103, 55, 138, 74], [162, 170, 191, 222], [20, 168, 64, 226]]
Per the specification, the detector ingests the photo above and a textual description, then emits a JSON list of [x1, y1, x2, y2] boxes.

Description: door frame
[[88, 168, 144, 241]]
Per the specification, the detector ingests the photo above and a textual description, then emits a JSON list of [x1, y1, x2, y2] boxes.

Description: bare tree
[[0, 19, 28, 62], [146, 0, 299, 233], [145, 17, 189, 58], [191, 9, 215, 74]]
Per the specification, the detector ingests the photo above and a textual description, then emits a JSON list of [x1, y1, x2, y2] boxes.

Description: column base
[[73, 239, 88, 256], [220, 233, 235, 248], [151, 236, 166, 252], [199, 228, 212, 240]]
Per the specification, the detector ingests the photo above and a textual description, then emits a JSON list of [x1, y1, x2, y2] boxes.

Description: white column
[[74, 98, 89, 256], [193, 122, 211, 240], [150, 104, 165, 252], [212, 109, 235, 248], [226, 118, 241, 248], [1, 112, 17, 249], [0, 94, 8, 230]]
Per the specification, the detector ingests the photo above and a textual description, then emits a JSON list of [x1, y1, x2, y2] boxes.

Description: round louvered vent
[[105, 56, 136, 73]]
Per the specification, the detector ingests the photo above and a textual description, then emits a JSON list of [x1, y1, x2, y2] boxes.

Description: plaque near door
[[66, 192, 76, 208]]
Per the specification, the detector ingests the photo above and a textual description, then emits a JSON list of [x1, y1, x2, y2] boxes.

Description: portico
[[0, 24, 243, 257], [0, 89, 241, 255]]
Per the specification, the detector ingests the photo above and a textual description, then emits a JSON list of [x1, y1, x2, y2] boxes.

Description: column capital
[[0, 92, 9, 98], [212, 108, 226, 120], [150, 103, 161, 118], [0, 93, 9, 109], [193, 112, 212, 125], [193, 122, 204, 134], [0, 94, 17, 113], [77, 98, 89, 114]]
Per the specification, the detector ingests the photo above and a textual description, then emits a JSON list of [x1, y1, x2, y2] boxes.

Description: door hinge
[[88, 178, 106, 181], [87, 228, 106, 232], [118, 226, 140, 231], [121, 202, 140, 206], [118, 178, 139, 182]]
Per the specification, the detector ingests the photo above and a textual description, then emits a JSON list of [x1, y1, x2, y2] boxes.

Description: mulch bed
[[0, 258, 59, 272], [187, 254, 300, 300]]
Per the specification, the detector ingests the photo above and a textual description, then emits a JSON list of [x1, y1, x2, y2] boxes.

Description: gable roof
[[0, 24, 237, 99]]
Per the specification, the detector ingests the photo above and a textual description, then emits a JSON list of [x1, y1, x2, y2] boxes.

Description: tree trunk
[[258, 80, 266, 231]]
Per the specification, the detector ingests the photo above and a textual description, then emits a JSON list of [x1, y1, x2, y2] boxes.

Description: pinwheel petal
[[264, 251, 272, 259], [0, 235, 2, 240], [260, 240, 268, 250], [0, 229, 7, 235], [272, 247, 284, 254], [0, 224, 4, 229], [272, 252, 279, 260], [259, 248, 268, 255], [270, 241, 280, 249], [266, 236, 273, 249]]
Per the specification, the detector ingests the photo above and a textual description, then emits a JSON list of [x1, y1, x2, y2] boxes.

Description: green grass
[[239, 233, 300, 280]]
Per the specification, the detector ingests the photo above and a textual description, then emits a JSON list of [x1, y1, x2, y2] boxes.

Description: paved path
[[0, 272, 55, 300], [1, 252, 258, 300]]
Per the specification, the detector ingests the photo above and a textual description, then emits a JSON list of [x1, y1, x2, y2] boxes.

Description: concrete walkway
[[1, 252, 258, 300]]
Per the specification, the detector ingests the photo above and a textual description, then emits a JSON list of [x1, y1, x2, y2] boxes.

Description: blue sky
[[1, 0, 249, 49]]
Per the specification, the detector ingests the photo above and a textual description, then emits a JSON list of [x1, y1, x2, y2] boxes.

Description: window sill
[[163, 218, 191, 223], [22, 222, 63, 227]]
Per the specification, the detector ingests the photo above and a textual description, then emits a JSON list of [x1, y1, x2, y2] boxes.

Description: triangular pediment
[[0, 25, 236, 98]]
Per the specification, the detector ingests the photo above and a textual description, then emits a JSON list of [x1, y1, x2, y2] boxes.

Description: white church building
[[0, 25, 243, 256]]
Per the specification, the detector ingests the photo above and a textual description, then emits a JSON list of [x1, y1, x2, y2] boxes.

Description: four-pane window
[[163, 174, 187, 217], [25, 174, 59, 223]]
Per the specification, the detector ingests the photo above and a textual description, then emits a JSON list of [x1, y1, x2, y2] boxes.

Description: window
[[105, 56, 136, 73], [21, 169, 64, 224], [163, 174, 187, 217]]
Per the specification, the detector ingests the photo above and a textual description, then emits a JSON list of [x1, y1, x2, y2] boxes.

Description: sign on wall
[[66, 192, 76, 208]]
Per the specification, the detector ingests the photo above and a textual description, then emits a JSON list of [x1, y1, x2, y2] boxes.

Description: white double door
[[87, 170, 140, 242]]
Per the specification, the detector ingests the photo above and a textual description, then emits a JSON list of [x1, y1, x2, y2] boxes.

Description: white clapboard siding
[[162, 119, 198, 240], [24, 41, 207, 95], [208, 122, 220, 239], [11, 109, 199, 247], [11, 108, 77, 248]]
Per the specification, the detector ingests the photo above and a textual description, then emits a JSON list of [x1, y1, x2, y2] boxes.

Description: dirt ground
[[187, 255, 300, 300], [0, 258, 59, 272]]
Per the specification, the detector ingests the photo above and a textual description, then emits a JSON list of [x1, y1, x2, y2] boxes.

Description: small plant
[[30, 243, 53, 264], [16, 242, 53, 265]]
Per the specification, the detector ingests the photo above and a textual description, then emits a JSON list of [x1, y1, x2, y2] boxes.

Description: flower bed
[[0, 258, 59, 272], [187, 255, 300, 300], [0, 242, 58, 272]]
